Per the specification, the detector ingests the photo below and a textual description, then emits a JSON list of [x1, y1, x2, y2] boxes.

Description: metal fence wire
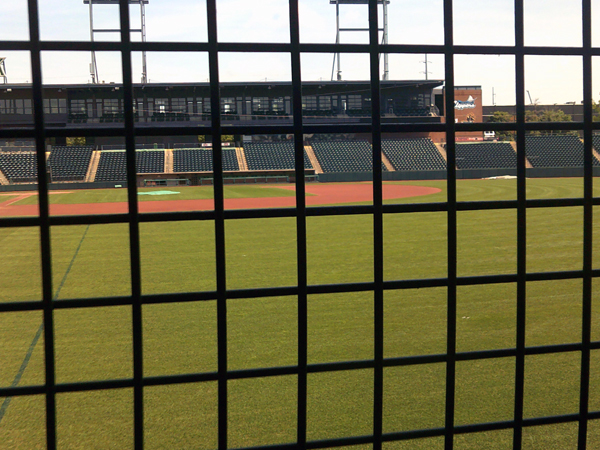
[[0, 0, 599, 449]]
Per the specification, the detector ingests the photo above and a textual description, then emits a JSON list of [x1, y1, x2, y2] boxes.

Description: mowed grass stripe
[[1, 178, 599, 449], [0, 226, 90, 425]]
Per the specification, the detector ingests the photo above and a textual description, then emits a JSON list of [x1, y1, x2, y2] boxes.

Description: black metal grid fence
[[1, 0, 599, 449]]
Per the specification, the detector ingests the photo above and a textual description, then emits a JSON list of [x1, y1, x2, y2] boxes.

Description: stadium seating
[[0, 144, 36, 153], [94, 152, 127, 181], [302, 110, 334, 117], [591, 134, 600, 157], [136, 151, 165, 173], [346, 109, 372, 117], [67, 112, 88, 124], [0, 152, 38, 182], [47, 146, 94, 181], [310, 140, 387, 173], [243, 141, 312, 171], [173, 148, 240, 172], [94, 150, 165, 181], [150, 112, 188, 122], [382, 138, 446, 171], [454, 142, 516, 169], [394, 107, 429, 117], [525, 135, 599, 167], [5, 135, 600, 185]]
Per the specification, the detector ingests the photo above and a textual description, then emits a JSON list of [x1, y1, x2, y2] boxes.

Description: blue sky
[[0, 0, 599, 107]]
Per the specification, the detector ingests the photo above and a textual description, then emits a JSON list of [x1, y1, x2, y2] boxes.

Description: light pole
[[330, 0, 390, 81], [84, 0, 149, 84]]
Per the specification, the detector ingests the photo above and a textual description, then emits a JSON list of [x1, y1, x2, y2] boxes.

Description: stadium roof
[[1, 79, 444, 91], [329, 1, 390, 4], [83, 0, 148, 4]]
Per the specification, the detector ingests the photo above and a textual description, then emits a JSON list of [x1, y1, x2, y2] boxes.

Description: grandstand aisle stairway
[[0, 168, 8, 185], [381, 152, 395, 172], [588, 137, 600, 164], [435, 144, 447, 163], [165, 150, 174, 173], [510, 142, 533, 168], [235, 147, 248, 171], [592, 147, 600, 164], [85, 151, 101, 182], [304, 146, 323, 174]]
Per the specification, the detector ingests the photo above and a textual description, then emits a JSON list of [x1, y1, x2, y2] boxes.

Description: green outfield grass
[[1, 178, 600, 449], [11, 185, 299, 206]]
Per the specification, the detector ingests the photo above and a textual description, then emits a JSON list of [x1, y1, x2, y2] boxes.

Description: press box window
[[168, 98, 185, 113], [43, 98, 67, 114], [347, 95, 362, 110], [252, 97, 269, 113], [302, 96, 317, 110], [221, 97, 236, 113]]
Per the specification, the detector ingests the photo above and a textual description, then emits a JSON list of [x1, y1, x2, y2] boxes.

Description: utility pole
[[421, 54, 431, 80]]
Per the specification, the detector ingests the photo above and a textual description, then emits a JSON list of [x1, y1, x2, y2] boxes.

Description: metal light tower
[[330, 0, 390, 81], [84, 0, 149, 84]]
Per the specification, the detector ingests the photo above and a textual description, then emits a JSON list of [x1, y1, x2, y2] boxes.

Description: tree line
[[486, 102, 600, 141]]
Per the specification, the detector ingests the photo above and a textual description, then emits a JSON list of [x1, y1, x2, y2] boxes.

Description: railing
[[0, 1, 598, 450]]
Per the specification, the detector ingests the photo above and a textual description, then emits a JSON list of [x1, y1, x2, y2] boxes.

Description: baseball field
[[1, 177, 599, 449]]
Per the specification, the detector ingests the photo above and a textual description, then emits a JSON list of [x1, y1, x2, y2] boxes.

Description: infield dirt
[[0, 183, 441, 216]]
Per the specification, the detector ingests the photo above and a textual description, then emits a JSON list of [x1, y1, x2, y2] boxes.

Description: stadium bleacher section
[[455, 142, 517, 169], [394, 107, 430, 117], [136, 150, 165, 174], [591, 134, 600, 157], [0, 152, 38, 182], [310, 140, 386, 173], [173, 148, 240, 173], [382, 138, 446, 171], [47, 146, 94, 181], [243, 141, 312, 171], [525, 135, 599, 167], [94, 152, 126, 182], [94, 150, 165, 182], [4, 135, 600, 185]]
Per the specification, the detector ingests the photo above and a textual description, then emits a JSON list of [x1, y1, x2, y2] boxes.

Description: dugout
[[137, 169, 316, 187]]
